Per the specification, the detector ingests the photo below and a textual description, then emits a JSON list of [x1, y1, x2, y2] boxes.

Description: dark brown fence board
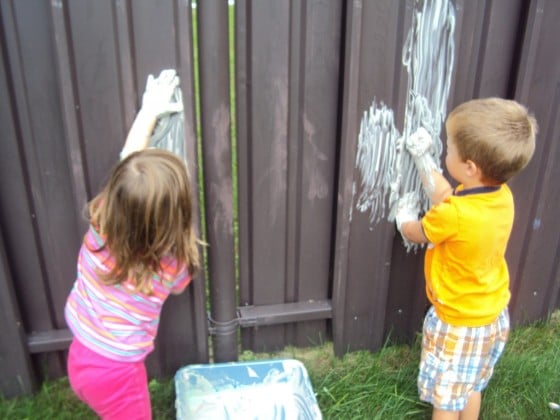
[[235, 0, 252, 331], [0, 224, 35, 398], [236, 0, 341, 352], [0, 11, 49, 337], [335, 0, 415, 353], [238, 0, 292, 352], [450, 0, 489, 100], [50, 1, 89, 230], [1, 0, 79, 331], [508, 0, 560, 324], [175, 0, 210, 366], [365, 0, 421, 350], [284, 0, 342, 347], [471, 0, 525, 97], [0, 0, 77, 380], [284, 0, 305, 347], [64, 1, 131, 195], [130, 1, 180, 88], [505, 0, 545, 323], [114, 0, 138, 130], [385, 240, 428, 343], [332, 0, 364, 356]]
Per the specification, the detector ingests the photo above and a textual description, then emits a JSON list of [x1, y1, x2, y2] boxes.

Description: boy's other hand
[[395, 192, 420, 232]]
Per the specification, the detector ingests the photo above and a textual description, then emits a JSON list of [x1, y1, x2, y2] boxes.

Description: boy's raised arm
[[406, 127, 453, 205]]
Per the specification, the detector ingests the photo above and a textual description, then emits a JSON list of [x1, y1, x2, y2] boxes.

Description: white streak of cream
[[148, 86, 188, 162], [354, 101, 400, 225], [354, 0, 455, 250], [399, 0, 455, 211], [400, 0, 455, 206]]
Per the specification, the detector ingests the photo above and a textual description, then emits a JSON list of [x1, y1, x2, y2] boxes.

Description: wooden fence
[[1, 0, 559, 398]]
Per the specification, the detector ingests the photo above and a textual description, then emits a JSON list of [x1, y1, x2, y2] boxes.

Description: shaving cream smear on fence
[[354, 0, 455, 241]]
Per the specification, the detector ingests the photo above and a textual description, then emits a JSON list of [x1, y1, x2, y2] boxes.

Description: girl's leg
[[67, 338, 152, 419]]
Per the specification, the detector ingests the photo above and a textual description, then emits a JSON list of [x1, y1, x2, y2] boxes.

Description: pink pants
[[68, 338, 152, 420]]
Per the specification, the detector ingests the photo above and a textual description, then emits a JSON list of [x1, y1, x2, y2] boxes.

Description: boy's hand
[[395, 192, 420, 232], [141, 69, 183, 119], [406, 126, 433, 157], [404, 127, 441, 196]]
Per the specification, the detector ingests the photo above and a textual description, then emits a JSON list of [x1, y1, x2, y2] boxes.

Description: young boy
[[396, 98, 537, 419]]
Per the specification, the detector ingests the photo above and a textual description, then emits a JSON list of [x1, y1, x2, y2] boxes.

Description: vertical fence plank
[[290, 0, 343, 347], [376, 0, 427, 345], [335, 0, 413, 354], [235, 0, 252, 346], [64, 1, 128, 191], [114, 0, 137, 131], [175, 0, 210, 366], [332, 0, 364, 356], [508, 0, 560, 324], [1, 0, 78, 378], [0, 228, 35, 397], [284, 0, 305, 349], [237, 0, 291, 352], [198, 0, 237, 362], [0, 29, 36, 394], [472, 0, 525, 97], [236, 0, 341, 353], [0, 1, 49, 344], [50, 0, 89, 232]]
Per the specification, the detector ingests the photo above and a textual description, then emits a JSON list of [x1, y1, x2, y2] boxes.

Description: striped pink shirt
[[65, 225, 191, 362]]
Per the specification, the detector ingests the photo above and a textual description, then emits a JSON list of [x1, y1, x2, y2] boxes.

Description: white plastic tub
[[175, 359, 322, 419]]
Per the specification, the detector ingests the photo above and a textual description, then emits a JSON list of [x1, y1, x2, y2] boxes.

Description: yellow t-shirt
[[421, 184, 513, 326]]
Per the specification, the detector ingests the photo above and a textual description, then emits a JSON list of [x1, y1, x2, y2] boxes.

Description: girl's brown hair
[[88, 149, 200, 294], [446, 97, 537, 184]]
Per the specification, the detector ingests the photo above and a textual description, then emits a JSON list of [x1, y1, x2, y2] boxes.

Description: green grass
[[2, 311, 560, 419]]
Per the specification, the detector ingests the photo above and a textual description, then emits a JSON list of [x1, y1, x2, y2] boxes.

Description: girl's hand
[[121, 70, 182, 159], [141, 69, 183, 119]]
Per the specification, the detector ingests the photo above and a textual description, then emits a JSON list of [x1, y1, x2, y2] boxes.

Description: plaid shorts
[[418, 306, 509, 411]]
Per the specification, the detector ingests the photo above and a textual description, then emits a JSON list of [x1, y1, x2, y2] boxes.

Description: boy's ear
[[465, 159, 481, 178]]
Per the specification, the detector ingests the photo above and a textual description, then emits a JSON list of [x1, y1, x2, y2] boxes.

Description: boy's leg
[[420, 308, 508, 418], [459, 391, 481, 420], [431, 391, 480, 420], [432, 408, 459, 420]]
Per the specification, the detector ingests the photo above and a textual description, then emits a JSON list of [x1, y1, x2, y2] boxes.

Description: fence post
[[197, 1, 238, 362], [332, 0, 364, 357], [0, 226, 35, 397]]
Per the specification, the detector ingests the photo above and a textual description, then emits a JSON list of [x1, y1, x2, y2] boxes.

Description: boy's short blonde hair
[[446, 97, 537, 184]]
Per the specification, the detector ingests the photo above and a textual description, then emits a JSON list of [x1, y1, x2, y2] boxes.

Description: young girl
[[65, 70, 199, 419]]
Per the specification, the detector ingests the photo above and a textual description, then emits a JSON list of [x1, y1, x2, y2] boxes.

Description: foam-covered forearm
[[406, 127, 441, 195]]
